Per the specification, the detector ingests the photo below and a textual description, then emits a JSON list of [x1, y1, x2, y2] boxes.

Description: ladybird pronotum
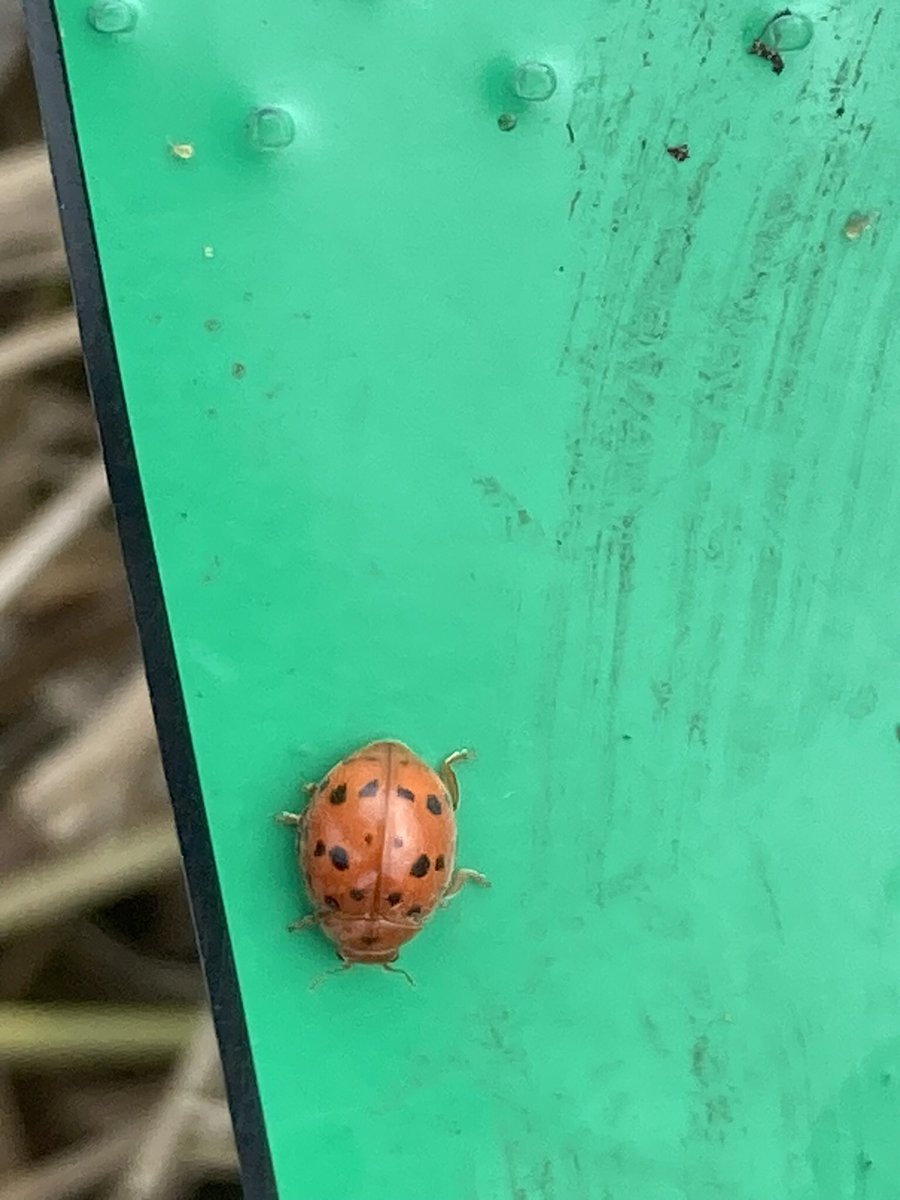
[[277, 740, 490, 973]]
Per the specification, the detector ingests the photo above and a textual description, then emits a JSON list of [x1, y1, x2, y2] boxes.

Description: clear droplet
[[247, 106, 296, 151], [843, 210, 879, 241], [764, 11, 813, 51], [512, 61, 558, 103], [87, 0, 138, 34]]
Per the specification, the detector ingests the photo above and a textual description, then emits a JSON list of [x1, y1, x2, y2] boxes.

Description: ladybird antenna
[[383, 962, 416, 988], [309, 961, 352, 991]]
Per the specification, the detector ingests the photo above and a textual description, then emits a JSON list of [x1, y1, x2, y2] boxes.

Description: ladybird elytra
[[277, 739, 489, 972]]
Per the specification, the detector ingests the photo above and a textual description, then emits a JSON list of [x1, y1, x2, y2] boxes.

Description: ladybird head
[[324, 914, 415, 964], [328, 949, 414, 986], [339, 944, 401, 966]]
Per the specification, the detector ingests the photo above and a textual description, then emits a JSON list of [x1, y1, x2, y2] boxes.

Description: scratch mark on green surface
[[473, 477, 541, 538], [752, 846, 785, 938]]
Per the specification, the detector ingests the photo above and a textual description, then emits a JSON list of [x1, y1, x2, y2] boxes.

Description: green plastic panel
[[34, 0, 900, 1197]]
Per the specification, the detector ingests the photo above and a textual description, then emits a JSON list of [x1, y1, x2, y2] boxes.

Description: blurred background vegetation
[[1, 8, 242, 1197]]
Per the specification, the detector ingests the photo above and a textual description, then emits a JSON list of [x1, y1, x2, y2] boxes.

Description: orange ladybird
[[277, 740, 489, 975]]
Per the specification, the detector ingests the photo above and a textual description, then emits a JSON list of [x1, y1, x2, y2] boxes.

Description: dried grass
[[0, 24, 239, 1200]]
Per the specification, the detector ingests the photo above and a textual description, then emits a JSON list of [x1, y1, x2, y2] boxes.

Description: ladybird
[[277, 740, 489, 976]]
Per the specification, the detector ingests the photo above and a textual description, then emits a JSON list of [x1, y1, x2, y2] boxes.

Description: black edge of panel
[[20, 4, 278, 1196]]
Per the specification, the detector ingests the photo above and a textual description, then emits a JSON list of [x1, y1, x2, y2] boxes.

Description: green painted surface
[[54, 0, 900, 1196]]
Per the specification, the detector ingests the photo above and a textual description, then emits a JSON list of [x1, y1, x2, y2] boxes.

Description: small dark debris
[[497, 113, 517, 132], [748, 38, 784, 74], [565, 121, 575, 144], [666, 144, 690, 162], [204, 318, 221, 332], [232, 362, 246, 379], [835, 104, 845, 117]]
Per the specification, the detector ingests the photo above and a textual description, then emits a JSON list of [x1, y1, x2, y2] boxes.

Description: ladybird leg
[[310, 961, 353, 991], [442, 866, 491, 903], [287, 913, 320, 932], [275, 811, 301, 827], [438, 747, 475, 810], [301, 782, 317, 797], [383, 961, 416, 988]]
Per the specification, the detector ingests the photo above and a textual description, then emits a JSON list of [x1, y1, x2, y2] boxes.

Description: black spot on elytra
[[358, 779, 379, 797], [387, 892, 402, 906], [435, 854, 445, 870], [330, 846, 350, 870], [349, 887, 366, 901], [393, 836, 404, 848], [397, 786, 415, 802], [364, 832, 374, 845], [410, 854, 430, 878], [426, 793, 442, 815], [324, 895, 340, 910], [361, 935, 378, 946], [329, 783, 347, 805], [407, 905, 422, 917], [313, 840, 326, 857]]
